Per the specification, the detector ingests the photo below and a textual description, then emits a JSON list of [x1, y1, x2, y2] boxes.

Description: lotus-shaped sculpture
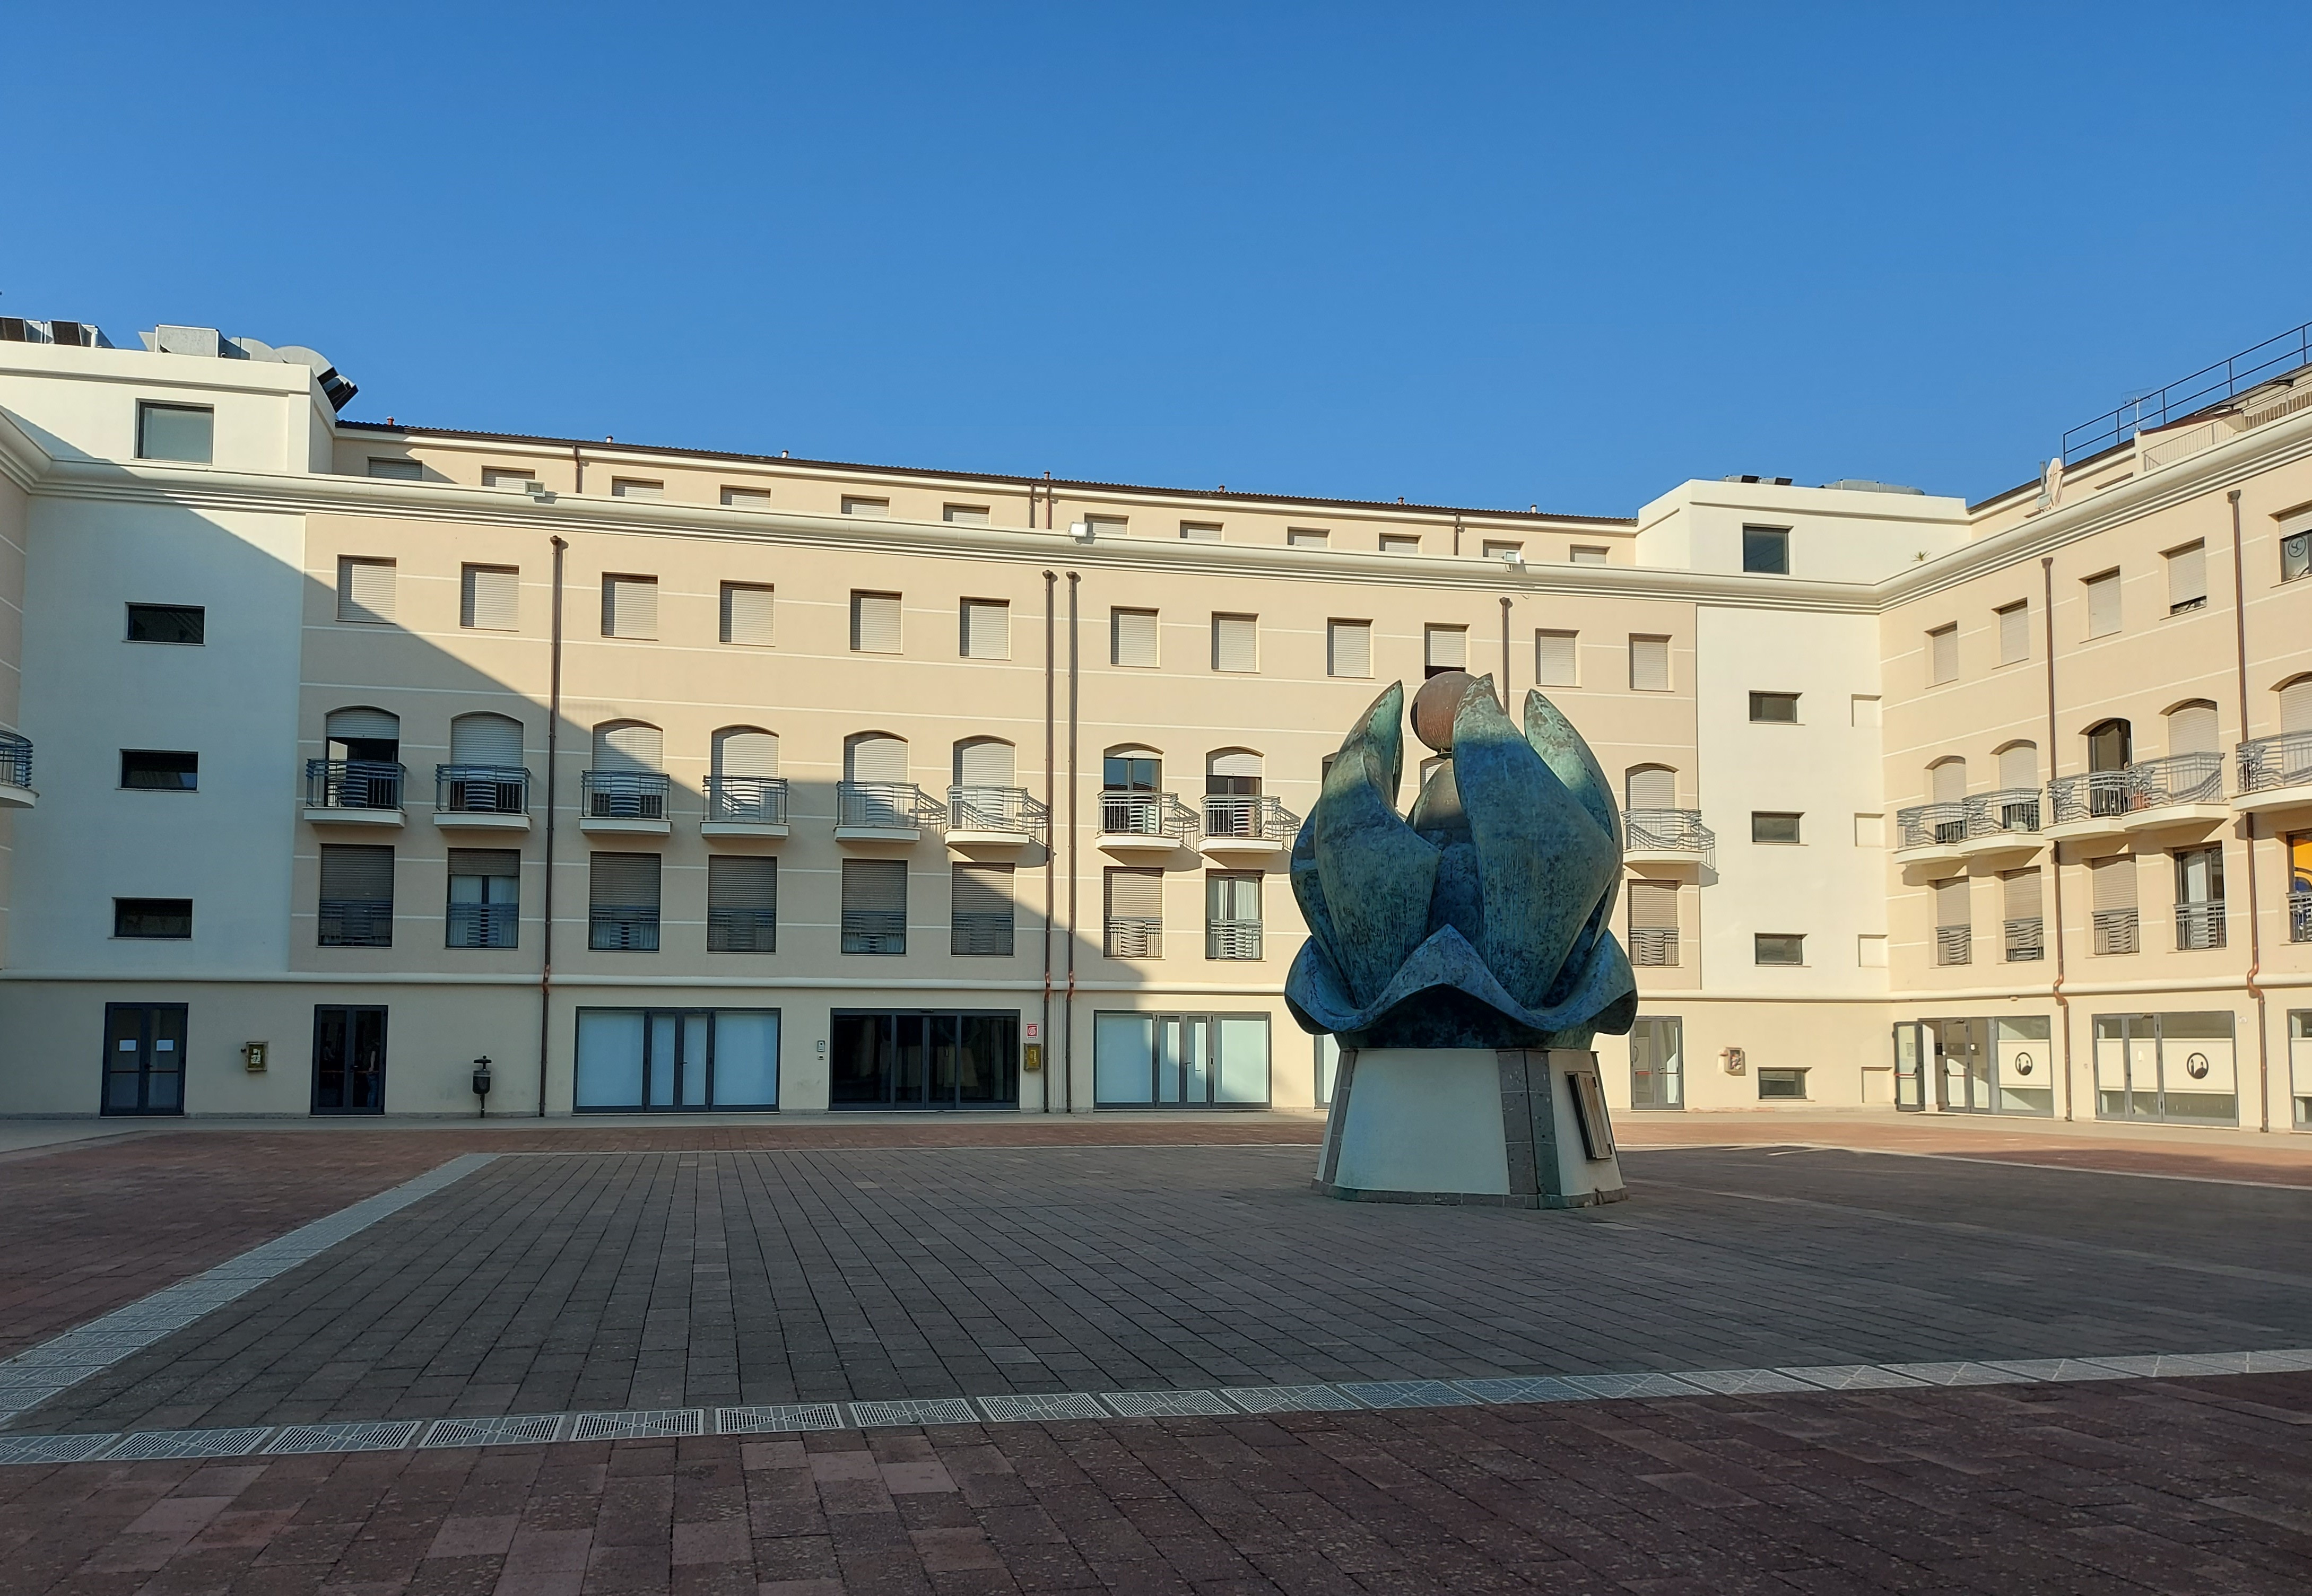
[[1285, 672, 1638, 1051]]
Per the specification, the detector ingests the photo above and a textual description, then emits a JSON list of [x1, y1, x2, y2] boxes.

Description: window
[[576, 1008, 780, 1111], [1569, 545, 1609, 566], [1179, 521, 1222, 543], [461, 564, 519, 631], [841, 496, 890, 517], [1287, 528, 1329, 548], [2175, 845, 2226, 950], [1749, 691, 1798, 723], [1934, 877, 1970, 966], [136, 402, 213, 463], [2084, 569, 2121, 638], [367, 457, 422, 481], [1086, 514, 1127, 539], [951, 862, 1013, 956], [2165, 540, 2208, 614], [943, 503, 990, 525], [2090, 855, 2138, 955], [1207, 873, 1262, 960], [2003, 868, 2044, 962], [1105, 867, 1163, 957], [720, 582, 775, 647], [1380, 534, 1420, 554], [1111, 607, 1159, 667], [318, 844, 394, 948], [708, 856, 778, 953], [1535, 630, 1577, 687], [1629, 635, 1670, 692], [2167, 701, 2219, 756], [1423, 624, 1468, 678], [829, 1010, 1018, 1108], [1628, 880, 1678, 966], [1629, 1017, 1682, 1109], [1754, 933, 1805, 966], [2284, 529, 2311, 582], [114, 897, 192, 939], [1927, 624, 1958, 686], [483, 467, 537, 490], [120, 749, 197, 791], [1996, 600, 2030, 666], [721, 486, 771, 509], [1327, 620, 1372, 679], [1752, 812, 1802, 845], [1482, 540, 1523, 561], [960, 598, 1010, 660], [446, 848, 519, 949], [588, 852, 661, 952], [1625, 766, 1675, 810], [1212, 614, 1258, 673], [1093, 1012, 1270, 1106], [1757, 1067, 1809, 1100], [611, 478, 663, 499], [1742, 526, 1789, 574], [125, 604, 204, 645], [840, 858, 907, 954], [336, 557, 396, 624], [850, 591, 902, 653], [601, 574, 658, 640]]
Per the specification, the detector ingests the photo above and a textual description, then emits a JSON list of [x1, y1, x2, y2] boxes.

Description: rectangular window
[[840, 858, 907, 954], [2003, 867, 2044, 962], [1482, 540, 1523, 561], [1111, 607, 1159, 667], [2175, 845, 2226, 950], [1742, 526, 1790, 574], [588, 852, 661, 952], [1179, 521, 1223, 543], [1751, 812, 1802, 845], [1629, 635, 1671, 692], [1628, 880, 1678, 967], [1569, 545, 1609, 566], [943, 503, 990, 525], [1380, 534, 1420, 554], [1105, 867, 1163, 958], [721, 486, 771, 509], [446, 847, 519, 949], [1927, 624, 1959, 686], [483, 467, 536, 490], [2091, 854, 2139, 955], [2085, 569, 2122, 638], [2284, 529, 2312, 583], [120, 749, 197, 791], [1326, 619, 1372, 678], [575, 1008, 779, 1111], [1754, 933, 1805, 966], [1996, 600, 2030, 666], [1934, 877, 1971, 966], [125, 603, 204, 645], [367, 457, 422, 481], [136, 402, 213, 464], [1424, 624, 1468, 677], [720, 582, 775, 647], [601, 574, 658, 640], [114, 897, 193, 939], [1206, 873, 1262, 960], [1535, 630, 1577, 687], [1748, 691, 1798, 723], [850, 590, 902, 653], [1287, 528, 1329, 548], [461, 564, 519, 631], [2165, 540, 2208, 614], [336, 556, 396, 624], [841, 496, 890, 517], [951, 862, 1014, 956], [1212, 614, 1258, 673], [1757, 1067, 1809, 1100], [707, 855, 778, 953], [610, 477, 663, 499], [1092, 1011, 1270, 1106], [960, 598, 1010, 660], [318, 844, 394, 948], [1085, 514, 1127, 539]]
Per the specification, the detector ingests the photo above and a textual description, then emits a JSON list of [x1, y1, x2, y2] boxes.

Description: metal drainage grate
[[1451, 1377, 1590, 1404], [1673, 1368, 1821, 1396], [975, 1393, 1109, 1423], [1981, 1359, 2135, 1383], [1777, 1365, 1928, 1390], [0, 1434, 118, 1465], [847, 1399, 977, 1428], [569, 1409, 704, 1441], [1558, 1372, 1707, 1400], [422, 1414, 569, 1449], [106, 1428, 276, 1461], [265, 1421, 424, 1455], [1337, 1381, 1480, 1409], [714, 1405, 846, 1434], [1216, 1385, 1360, 1414], [2079, 1352, 2249, 1378], [1881, 1362, 2034, 1387], [1098, 1390, 1237, 1418]]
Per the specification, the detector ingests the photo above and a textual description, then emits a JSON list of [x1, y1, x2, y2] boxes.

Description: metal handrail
[[1106, 917, 1162, 958], [1968, 787, 2043, 835], [1099, 789, 1201, 843], [436, 764, 529, 815], [1202, 793, 1299, 842], [2292, 891, 2312, 944], [0, 729, 29, 790], [2239, 731, 2312, 794], [2063, 322, 2312, 462], [1629, 927, 1678, 967], [708, 775, 789, 825], [707, 905, 777, 952], [589, 904, 660, 950], [1896, 802, 1969, 850], [2050, 755, 2224, 825], [2003, 917, 2045, 963], [446, 901, 518, 948], [583, 770, 670, 821], [1206, 919, 1263, 960], [318, 897, 393, 946], [947, 784, 1049, 841], [1624, 808, 1716, 869], [951, 912, 1012, 956], [1935, 926, 1971, 967], [840, 909, 906, 954], [2092, 908, 2139, 956], [838, 781, 944, 831], [2175, 902, 2228, 952], [306, 758, 404, 810]]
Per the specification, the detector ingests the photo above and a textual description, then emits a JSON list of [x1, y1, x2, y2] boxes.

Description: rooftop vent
[[1821, 478, 1926, 495], [137, 325, 358, 411], [0, 318, 114, 348], [1720, 474, 1794, 486]]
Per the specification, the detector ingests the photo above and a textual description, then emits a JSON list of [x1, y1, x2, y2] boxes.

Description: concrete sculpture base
[[1313, 1047, 1627, 1209]]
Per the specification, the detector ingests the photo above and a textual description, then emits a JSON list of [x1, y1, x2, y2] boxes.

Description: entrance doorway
[[830, 1011, 1019, 1109], [1893, 1022, 1925, 1110], [102, 1002, 187, 1115], [1932, 1018, 1993, 1113], [311, 1005, 387, 1114], [1629, 1016, 1684, 1110]]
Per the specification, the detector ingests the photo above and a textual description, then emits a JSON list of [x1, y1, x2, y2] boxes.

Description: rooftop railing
[[2239, 731, 2312, 795], [306, 758, 404, 812], [948, 784, 1048, 842], [1624, 808, 1716, 868], [2063, 322, 2312, 462], [0, 729, 29, 791], [837, 781, 945, 831], [435, 764, 529, 815], [707, 775, 789, 826], [583, 770, 670, 821]]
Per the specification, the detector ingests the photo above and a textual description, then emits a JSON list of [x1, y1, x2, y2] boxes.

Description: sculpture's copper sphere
[[1412, 671, 1476, 754]]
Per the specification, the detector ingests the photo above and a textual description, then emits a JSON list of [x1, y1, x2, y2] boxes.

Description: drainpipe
[[2229, 489, 2271, 1132], [1064, 571, 1081, 1111], [1499, 596, 1513, 704], [1041, 569, 1057, 1113], [2042, 556, 2072, 1120], [570, 443, 584, 495], [537, 535, 568, 1117], [1452, 513, 1462, 557]]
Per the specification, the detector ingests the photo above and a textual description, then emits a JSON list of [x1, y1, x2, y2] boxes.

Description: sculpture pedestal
[[1314, 1048, 1626, 1209]]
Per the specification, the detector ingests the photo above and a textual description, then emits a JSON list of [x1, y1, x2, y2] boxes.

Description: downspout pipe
[[1499, 595, 1513, 703], [2042, 556, 2073, 1121], [537, 534, 568, 1117], [1064, 571, 1081, 1111], [1042, 569, 1057, 1113], [2230, 489, 2271, 1132]]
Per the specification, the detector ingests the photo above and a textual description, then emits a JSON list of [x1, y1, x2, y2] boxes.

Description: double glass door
[[312, 1005, 387, 1114], [1896, 1019, 1994, 1112], [830, 1011, 1019, 1109], [103, 1003, 187, 1115]]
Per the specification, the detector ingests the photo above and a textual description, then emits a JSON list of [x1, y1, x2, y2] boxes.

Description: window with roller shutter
[[954, 738, 1014, 788], [2090, 855, 2138, 955], [707, 855, 777, 953], [1996, 742, 2037, 792], [601, 574, 658, 640], [845, 734, 908, 784], [951, 863, 1014, 956], [2282, 676, 2312, 734], [1423, 624, 1467, 677], [1927, 624, 1958, 686], [850, 591, 902, 653], [2167, 701, 2219, 756], [446, 848, 519, 949], [2165, 541, 2207, 614], [1625, 766, 1675, 810], [840, 858, 907, 954], [336, 557, 395, 624], [1996, 600, 2029, 666], [1535, 629, 1577, 687], [1105, 867, 1162, 958], [2084, 569, 2121, 638], [1111, 608, 1158, 667], [593, 721, 663, 772], [1934, 877, 1970, 966], [1627, 880, 1678, 966], [960, 598, 1010, 660], [447, 714, 526, 811], [1212, 614, 1258, 673], [2002, 868, 2044, 962], [461, 565, 518, 631], [318, 844, 394, 947], [588, 852, 660, 952], [1205, 872, 1262, 960], [720, 583, 774, 647], [1629, 635, 1670, 692], [1327, 620, 1371, 678], [1179, 521, 1222, 543]]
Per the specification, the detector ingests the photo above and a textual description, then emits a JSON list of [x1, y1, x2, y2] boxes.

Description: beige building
[[0, 317, 2307, 1127]]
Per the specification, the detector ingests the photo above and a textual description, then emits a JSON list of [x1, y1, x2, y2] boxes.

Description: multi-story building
[[0, 318, 2307, 1127]]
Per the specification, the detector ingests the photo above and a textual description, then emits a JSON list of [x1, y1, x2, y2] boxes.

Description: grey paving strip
[[0, 1152, 498, 1425]]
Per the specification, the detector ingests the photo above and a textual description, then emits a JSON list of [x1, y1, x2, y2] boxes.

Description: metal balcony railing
[[306, 759, 404, 811], [2003, 917, 2045, 963], [1629, 927, 1679, 967], [1897, 803, 1968, 850], [446, 901, 518, 949], [707, 775, 789, 826], [2175, 902, 2228, 951], [2293, 891, 2312, 944], [0, 729, 29, 790], [951, 912, 1012, 957], [840, 909, 906, 955], [1899, 789, 2044, 851], [583, 770, 669, 821], [2050, 755, 2225, 825], [589, 904, 660, 951], [1624, 809, 1715, 868], [1202, 793, 1299, 843], [2239, 731, 2312, 795], [837, 781, 944, 831], [318, 897, 393, 947], [947, 785, 1048, 842], [1099, 790, 1202, 844], [708, 906, 777, 953], [1106, 917, 1162, 958], [435, 764, 529, 815], [2092, 908, 2139, 956], [1206, 919, 1263, 960], [1935, 926, 1971, 966]]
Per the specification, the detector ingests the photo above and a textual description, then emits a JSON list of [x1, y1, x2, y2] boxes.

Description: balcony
[[2092, 908, 2139, 956], [1097, 790, 1201, 857], [1206, 919, 1264, 960], [318, 897, 393, 947], [581, 771, 672, 835], [1935, 926, 1971, 966], [1629, 927, 1679, 967], [0, 729, 32, 810], [1623, 809, 1715, 870], [2003, 916, 2045, 962], [1895, 790, 2044, 866], [2045, 755, 2228, 843], [433, 765, 531, 833], [2236, 731, 2312, 816], [2175, 901, 2228, 951], [304, 760, 405, 826], [946, 785, 1048, 849], [1198, 794, 1299, 861], [2293, 890, 2312, 944], [703, 775, 790, 840], [446, 901, 519, 949], [836, 781, 944, 843], [1106, 917, 1162, 958]]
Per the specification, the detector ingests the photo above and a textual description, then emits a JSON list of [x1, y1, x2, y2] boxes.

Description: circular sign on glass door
[[2012, 1052, 2034, 1077], [2185, 1052, 2211, 1080]]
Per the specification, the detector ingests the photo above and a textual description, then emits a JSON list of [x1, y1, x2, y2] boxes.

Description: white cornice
[[0, 409, 50, 493]]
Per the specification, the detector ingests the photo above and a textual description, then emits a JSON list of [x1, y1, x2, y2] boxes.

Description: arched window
[[2165, 700, 2219, 757], [1624, 764, 1675, 811], [325, 706, 399, 763], [845, 732, 909, 784], [714, 727, 780, 781], [592, 720, 664, 773], [2085, 719, 2132, 773], [1928, 757, 1967, 804], [1207, 748, 1263, 796], [953, 737, 1015, 789], [449, 712, 523, 769], [2280, 674, 2312, 735], [1102, 745, 1161, 792], [1994, 741, 2037, 793]]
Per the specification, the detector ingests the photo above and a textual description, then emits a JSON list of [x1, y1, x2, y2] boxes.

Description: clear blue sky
[[8, 4, 2311, 514]]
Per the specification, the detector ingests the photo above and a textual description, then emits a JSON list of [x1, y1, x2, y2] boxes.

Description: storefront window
[[2093, 1011, 2237, 1126], [574, 1008, 778, 1111], [1094, 1012, 1270, 1107]]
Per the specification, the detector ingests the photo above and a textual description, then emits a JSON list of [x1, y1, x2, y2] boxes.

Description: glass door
[[830, 1010, 1019, 1108], [102, 1002, 187, 1116], [1931, 1019, 1993, 1112], [312, 1006, 387, 1114], [1892, 1022, 1926, 1111], [1629, 1017, 1684, 1110]]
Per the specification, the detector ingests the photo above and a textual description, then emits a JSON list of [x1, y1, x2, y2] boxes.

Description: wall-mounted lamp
[[471, 1055, 494, 1118]]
